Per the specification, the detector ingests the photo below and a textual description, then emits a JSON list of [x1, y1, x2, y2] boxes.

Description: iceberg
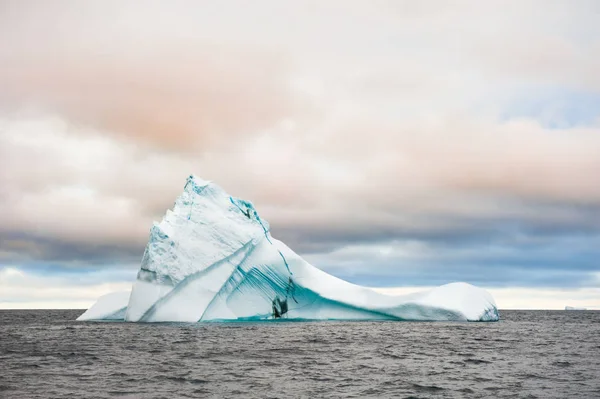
[[78, 175, 499, 322]]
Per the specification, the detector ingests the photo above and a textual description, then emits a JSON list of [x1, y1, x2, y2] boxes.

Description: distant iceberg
[[78, 175, 499, 323], [565, 306, 587, 311]]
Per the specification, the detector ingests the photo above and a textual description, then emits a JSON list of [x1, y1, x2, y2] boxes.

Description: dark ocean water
[[1, 310, 599, 398]]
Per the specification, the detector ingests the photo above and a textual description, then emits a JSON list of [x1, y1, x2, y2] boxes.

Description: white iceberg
[[78, 175, 499, 322], [565, 306, 587, 311]]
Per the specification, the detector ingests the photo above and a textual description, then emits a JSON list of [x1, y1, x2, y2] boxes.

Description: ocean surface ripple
[[1, 310, 599, 398]]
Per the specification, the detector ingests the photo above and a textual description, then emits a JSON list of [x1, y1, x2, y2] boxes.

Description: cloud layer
[[1, 1, 599, 307]]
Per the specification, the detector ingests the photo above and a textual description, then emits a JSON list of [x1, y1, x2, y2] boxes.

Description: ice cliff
[[78, 175, 499, 322]]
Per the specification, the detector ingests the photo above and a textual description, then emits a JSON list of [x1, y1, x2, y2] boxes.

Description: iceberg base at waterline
[[78, 175, 499, 323], [78, 292, 130, 321]]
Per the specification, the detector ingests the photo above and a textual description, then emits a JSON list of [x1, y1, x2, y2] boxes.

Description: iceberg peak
[[78, 175, 499, 323], [183, 174, 211, 194]]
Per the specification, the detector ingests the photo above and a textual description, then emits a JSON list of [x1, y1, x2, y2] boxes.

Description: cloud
[[0, 266, 134, 309], [0, 1, 599, 299], [304, 233, 600, 289], [0, 2, 316, 152], [2, 115, 599, 263]]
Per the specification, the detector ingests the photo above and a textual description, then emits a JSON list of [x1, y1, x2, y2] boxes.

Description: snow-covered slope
[[78, 175, 499, 322]]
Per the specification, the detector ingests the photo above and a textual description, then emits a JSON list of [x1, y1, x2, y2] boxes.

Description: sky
[[1, 0, 599, 309]]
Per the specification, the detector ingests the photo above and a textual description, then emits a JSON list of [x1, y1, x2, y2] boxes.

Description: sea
[[1, 310, 599, 398]]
